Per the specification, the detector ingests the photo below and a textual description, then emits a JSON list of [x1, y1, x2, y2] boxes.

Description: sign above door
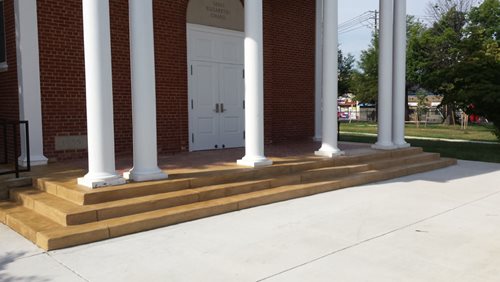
[[187, 0, 244, 32]]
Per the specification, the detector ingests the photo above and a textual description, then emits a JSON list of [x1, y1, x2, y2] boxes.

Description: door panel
[[190, 61, 219, 151], [219, 64, 245, 148]]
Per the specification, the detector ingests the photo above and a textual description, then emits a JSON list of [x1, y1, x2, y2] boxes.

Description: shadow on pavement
[[0, 252, 50, 282]]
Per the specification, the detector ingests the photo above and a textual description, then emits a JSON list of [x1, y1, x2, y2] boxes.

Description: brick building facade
[[0, 0, 315, 162]]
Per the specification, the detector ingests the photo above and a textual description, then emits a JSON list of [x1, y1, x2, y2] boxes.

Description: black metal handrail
[[0, 120, 30, 178]]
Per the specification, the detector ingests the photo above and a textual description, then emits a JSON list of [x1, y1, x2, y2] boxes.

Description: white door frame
[[187, 24, 244, 152]]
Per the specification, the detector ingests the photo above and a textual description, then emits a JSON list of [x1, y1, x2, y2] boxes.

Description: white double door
[[190, 61, 244, 151], [188, 24, 245, 151]]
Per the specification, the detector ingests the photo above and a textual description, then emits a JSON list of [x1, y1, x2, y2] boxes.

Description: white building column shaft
[[126, 0, 167, 181], [314, 0, 324, 141], [237, 0, 272, 167], [14, 0, 48, 166], [373, 0, 397, 150], [392, 0, 410, 148], [315, 0, 343, 158], [78, 0, 125, 188]]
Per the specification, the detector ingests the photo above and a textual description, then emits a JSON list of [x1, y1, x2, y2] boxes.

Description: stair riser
[[301, 167, 349, 183], [37, 224, 109, 251], [6, 214, 38, 242], [0, 202, 18, 224], [369, 153, 440, 170], [106, 202, 239, 239], [391, 147, 423, 158], [97, 193, 200, 222], [300, 164, 372, 183]]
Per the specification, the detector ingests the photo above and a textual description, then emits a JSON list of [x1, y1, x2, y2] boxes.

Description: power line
[[338, 10, 378, 35]]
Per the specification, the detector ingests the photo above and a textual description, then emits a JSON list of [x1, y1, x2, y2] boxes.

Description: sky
[[338, 0, 431, 61]]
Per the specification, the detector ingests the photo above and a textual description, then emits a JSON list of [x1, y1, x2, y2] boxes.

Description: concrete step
[[10, 179, 271, 226], [9, 151, 438, 227], [34, 147, 424, 205], [1, 157, 455, 251], [9, 163, 355, 226], [368, 152, 440, 170]]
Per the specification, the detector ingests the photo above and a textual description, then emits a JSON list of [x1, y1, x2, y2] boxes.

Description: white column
[[14, 0, 48, 166], [314, 0, 324, 142], [372, 0, 397, 150], [315, 0, 343, 158], [237, 0, 272, 167], [125, 0, 168, 182], [392, 0, 410, 148], [78, 0, 125, 188]]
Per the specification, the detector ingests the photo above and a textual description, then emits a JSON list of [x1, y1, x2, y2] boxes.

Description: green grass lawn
[[339, 134, 500, 163], [339, 122, 498, 143]]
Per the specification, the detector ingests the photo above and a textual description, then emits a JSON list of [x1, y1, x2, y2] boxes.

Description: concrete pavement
[[1, 160, 500, 282]]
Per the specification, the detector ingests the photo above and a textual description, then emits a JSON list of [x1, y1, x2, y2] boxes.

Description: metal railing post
[[0, 120, 31, 178], [13, 122, 19, 178]]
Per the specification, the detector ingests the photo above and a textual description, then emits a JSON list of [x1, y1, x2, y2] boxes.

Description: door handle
[[214, 103, 220, 113], [221, 103, 225, 113]]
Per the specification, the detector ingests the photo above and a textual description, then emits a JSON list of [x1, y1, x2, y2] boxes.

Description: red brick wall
[[109, 0, 133, 156], [153, 1, 190, 154], [0, 0, 19, 121], [263, 0, 274, 144], [269, 0, 315, 143], [37, 0, 87, 160], [32, 0, 314, 160]]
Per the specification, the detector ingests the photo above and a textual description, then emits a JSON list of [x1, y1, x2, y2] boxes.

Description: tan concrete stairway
[[0, 147, 456, 250]]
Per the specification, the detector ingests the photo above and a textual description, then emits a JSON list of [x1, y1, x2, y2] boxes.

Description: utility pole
[[374, 10, 379, 33]]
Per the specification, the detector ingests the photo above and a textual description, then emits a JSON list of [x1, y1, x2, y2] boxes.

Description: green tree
[[453, 0, 500, 137], [406, 17, 427, 90], [406, 17, 428, 119], [338, 49, 355, 96], [415, 6, 469, 124], [352, 17, 425, 105], [352, 33, 378, 103]]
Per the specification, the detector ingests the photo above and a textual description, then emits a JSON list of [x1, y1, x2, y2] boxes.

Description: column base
[[124, 168, 168, 182], [394, 142, 411, 149], [315, 143, 344, 158], [315, 149, 344, 158], [18, 155, 48, 167], [372, 142, 398, 150], [237, 156, 273, 168], [77, 174, 126, 189]]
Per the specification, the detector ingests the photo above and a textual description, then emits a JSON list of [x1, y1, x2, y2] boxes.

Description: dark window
[[0, 0, 6, 64]]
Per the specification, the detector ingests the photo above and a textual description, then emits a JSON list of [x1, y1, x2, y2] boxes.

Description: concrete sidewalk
[[1, 160, 500, 282]]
